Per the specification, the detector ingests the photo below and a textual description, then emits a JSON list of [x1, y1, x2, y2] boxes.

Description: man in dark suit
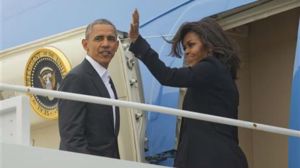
[[58, 19, 120, 158]]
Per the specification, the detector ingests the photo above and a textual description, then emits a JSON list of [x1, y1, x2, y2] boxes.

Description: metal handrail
[[1, 82, 300, 138]]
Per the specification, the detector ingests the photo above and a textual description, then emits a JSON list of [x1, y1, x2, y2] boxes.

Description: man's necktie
[[109, 78, 120, 136]]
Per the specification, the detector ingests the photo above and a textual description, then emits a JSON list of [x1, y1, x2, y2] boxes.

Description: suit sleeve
[[129, 35, 217, 88], [58, 73, 90, 154]]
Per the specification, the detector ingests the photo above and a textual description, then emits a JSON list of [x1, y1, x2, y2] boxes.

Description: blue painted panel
[[3, 0, 49, 19], [289, 17, 300, 168], [1, 0, 256, 50], [0, 0, 3, 50], [1, 0, 188, 50]]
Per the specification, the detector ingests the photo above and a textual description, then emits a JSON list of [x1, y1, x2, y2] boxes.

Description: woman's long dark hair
[[170, 17, 240, 79]]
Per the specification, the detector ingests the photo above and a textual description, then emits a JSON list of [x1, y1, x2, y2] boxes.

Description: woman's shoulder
[[201, 55, 219, 64], [200, 55, 227, 70], [192, 56, 228, 79], [194, 56, 219, 69], [189, 57, 218, 79]]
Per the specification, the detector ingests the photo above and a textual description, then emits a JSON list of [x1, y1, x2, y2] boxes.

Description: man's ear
[[116, 40, 119, 48], [113, 40, 119, 53], [82, 39, 88, 51]]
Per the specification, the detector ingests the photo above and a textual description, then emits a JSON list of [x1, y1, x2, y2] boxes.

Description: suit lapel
[[81, 59, 110, 98], [81, 59, 118, 135]]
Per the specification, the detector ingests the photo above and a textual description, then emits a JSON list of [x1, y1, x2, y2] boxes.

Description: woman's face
[[182, 32, 208, 66]]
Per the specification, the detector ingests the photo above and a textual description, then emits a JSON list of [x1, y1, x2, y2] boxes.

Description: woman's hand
[[129, 9, 139, 43]]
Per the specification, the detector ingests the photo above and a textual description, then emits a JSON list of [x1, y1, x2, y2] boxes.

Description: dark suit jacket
[[130, 36, 248, 168], [58, 59, 120, 158]]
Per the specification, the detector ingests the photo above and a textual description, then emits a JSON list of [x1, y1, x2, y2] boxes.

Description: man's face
[[82, 24, 119, 68]]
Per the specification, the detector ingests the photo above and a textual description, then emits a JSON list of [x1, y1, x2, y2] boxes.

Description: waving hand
[[129, 9, 140, 43]]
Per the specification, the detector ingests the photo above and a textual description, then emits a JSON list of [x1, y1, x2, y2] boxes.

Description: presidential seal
[[24, 47, 71, 119]]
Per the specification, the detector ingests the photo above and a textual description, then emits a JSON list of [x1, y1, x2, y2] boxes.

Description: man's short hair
[[85, 19, 117, 39]]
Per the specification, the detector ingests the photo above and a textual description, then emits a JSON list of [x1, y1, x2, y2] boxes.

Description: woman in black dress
[[129, 9, 248, 168]]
